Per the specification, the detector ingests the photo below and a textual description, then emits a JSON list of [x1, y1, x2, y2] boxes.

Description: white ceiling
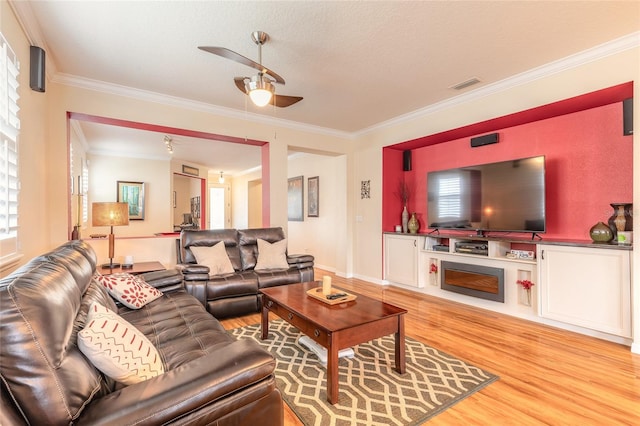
[[11, 1, 640, 174]]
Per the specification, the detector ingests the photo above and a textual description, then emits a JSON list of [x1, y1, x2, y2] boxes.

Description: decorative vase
[[71, 225, 80, 240], [401, 205, 409, 233], [408, 212, 419, 234], [590, 221, 614, 243], [607, 203, 633, 239]]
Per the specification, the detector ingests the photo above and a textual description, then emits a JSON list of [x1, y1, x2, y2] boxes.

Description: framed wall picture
[[287, 176, 304, 221], [308, 176, 319, 217], [117, 181, 145, 220], [182, 165, 199, 176]]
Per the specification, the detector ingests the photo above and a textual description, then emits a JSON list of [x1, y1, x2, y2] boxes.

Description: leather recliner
[[177, 227, 314, 318]]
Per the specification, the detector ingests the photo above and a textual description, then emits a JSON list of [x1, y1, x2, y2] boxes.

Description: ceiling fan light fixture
[[246, 75, 274, 107]]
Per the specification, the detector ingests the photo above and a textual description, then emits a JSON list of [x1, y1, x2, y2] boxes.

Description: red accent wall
[[383, 89, 633, 240]]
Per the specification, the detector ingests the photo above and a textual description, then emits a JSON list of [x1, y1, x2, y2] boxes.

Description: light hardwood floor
[[220, 269, 640, 425]]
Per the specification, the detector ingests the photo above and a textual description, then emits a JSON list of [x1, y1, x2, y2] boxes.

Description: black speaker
[[30, 46, 45, 92], [403, 150, 412, 171], [470, 133, 499, 147], [623, 97, 633, 136]]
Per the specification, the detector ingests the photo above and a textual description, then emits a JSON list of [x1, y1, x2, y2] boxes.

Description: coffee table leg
[[395, 314, 406, 374], [261, 301, 269, 340], [327, 336, 339, 404]]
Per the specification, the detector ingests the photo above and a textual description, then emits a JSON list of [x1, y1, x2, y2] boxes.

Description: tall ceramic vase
[[401, 205, 409, 233], [608, 203, 633, 238]]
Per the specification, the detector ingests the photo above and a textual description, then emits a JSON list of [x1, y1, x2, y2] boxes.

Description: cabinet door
[[384, 235, 420, 287], [538, 245, 631, 337]]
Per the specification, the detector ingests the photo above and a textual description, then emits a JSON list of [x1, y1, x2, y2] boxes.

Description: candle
[[322, 276, 332, 295]]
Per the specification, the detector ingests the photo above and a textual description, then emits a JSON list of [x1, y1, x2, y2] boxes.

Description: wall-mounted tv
[[427, 156, 546, 234]]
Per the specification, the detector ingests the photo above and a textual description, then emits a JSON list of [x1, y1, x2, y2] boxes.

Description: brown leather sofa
[[177, 227, 314, 318], [0, 240, 283, 426]]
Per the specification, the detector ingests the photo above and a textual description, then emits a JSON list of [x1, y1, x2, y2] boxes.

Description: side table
[[99, 261, 165, 276]]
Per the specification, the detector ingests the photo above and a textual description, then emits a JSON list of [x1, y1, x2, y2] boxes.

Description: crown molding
[[355, 31, 640, 138], [8, 0, 57, 76], [51, 73, 354, 141]]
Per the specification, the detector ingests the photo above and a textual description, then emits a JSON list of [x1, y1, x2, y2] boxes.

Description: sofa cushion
[[96, 272, 162, 309], [238, 227, 286, 270], [119, 290, 235, 369], [255, 238, 289, 270], [190, 242, 235, 276], [78, 302, 165, 385]]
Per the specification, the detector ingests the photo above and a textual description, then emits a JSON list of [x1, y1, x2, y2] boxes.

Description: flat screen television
[[427, 156, 546, 234]]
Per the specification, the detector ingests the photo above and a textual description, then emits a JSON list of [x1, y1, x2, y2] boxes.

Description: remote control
[[326, 293, 347, 300]]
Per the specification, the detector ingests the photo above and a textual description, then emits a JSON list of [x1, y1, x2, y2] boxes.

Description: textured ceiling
[[11, 1, 640, 172]]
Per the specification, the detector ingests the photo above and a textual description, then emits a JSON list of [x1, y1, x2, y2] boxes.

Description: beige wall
[[0, 2, 50, 274], [87, 154, 170, 237]]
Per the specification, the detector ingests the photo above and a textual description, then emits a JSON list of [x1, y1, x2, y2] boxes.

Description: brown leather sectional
[[177, 227, 314, 318], [0, 240, 283, 425]]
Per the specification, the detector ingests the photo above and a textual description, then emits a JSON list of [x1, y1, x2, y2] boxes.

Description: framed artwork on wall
[[117, 180, 145, 220], [288, 176, 304, 221], [308, 176, 319, 217], [182, 165, 199, 176]]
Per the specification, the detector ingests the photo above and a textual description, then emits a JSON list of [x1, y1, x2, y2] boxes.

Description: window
[[0, 33, 20, 267]]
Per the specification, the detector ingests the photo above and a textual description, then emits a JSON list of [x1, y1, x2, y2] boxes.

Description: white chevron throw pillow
[[78, 302, 164, 385]]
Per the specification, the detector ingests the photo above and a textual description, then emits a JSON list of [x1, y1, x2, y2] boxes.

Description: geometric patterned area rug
[[230, 320, 498, 426]]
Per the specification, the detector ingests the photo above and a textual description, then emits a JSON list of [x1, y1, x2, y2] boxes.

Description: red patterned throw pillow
[[96, 273, 162, 309], [78, 302, 164, 385]]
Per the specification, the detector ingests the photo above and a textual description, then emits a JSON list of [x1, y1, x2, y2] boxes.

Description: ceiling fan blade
[[199, 46, 286, 84], [271, 94, 303, 108], [233, 77, 302, 108], [234, 76, 248, 94]]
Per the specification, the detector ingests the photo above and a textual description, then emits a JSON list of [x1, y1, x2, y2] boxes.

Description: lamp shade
[[245, 75, 274, 107], [92, 202, 130, 227]]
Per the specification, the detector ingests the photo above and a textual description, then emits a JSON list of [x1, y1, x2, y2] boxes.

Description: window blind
[[0, 33, 21, 265]]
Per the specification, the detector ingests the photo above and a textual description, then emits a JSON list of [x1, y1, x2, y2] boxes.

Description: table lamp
[[92, 202, 129, 269]]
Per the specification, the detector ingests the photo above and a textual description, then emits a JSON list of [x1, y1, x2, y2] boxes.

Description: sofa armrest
[[176, 263, 210, 279], [76, 339, 276, 425], [287, 254, 314, 269], [287, 254, 314, 265], [139, 269, 184, 293]]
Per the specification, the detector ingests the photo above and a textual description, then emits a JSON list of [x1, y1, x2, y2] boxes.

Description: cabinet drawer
[[264, 300, 330, 346]]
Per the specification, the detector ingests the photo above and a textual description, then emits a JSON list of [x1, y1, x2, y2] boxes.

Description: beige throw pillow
[[78, 302, 164, 385], [190, 242, 235, 276], [255, 238, 289, 270]]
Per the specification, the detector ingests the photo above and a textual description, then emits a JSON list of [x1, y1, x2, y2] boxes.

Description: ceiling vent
[[450, 77, 481, 91]]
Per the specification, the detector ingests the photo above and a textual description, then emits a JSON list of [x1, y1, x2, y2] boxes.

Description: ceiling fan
[[198, 31, 303, 108]]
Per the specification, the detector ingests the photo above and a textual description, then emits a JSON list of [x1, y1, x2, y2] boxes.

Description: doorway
[[209, 183, 230, 229]]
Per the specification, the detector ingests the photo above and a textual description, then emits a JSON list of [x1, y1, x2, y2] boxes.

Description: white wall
[[87, 154, 170, 237], [287, 153, 347, 273]]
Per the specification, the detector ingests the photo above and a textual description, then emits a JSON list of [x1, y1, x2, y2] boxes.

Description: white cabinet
[[538, 244, 631, 338], [384, 234, 422, 287]]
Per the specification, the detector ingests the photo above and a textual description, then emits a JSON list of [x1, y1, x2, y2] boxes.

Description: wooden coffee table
[[260, 281, 407, 404]]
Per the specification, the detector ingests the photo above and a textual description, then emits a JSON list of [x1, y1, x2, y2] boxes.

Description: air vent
[[450, 77, 481, 91]]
